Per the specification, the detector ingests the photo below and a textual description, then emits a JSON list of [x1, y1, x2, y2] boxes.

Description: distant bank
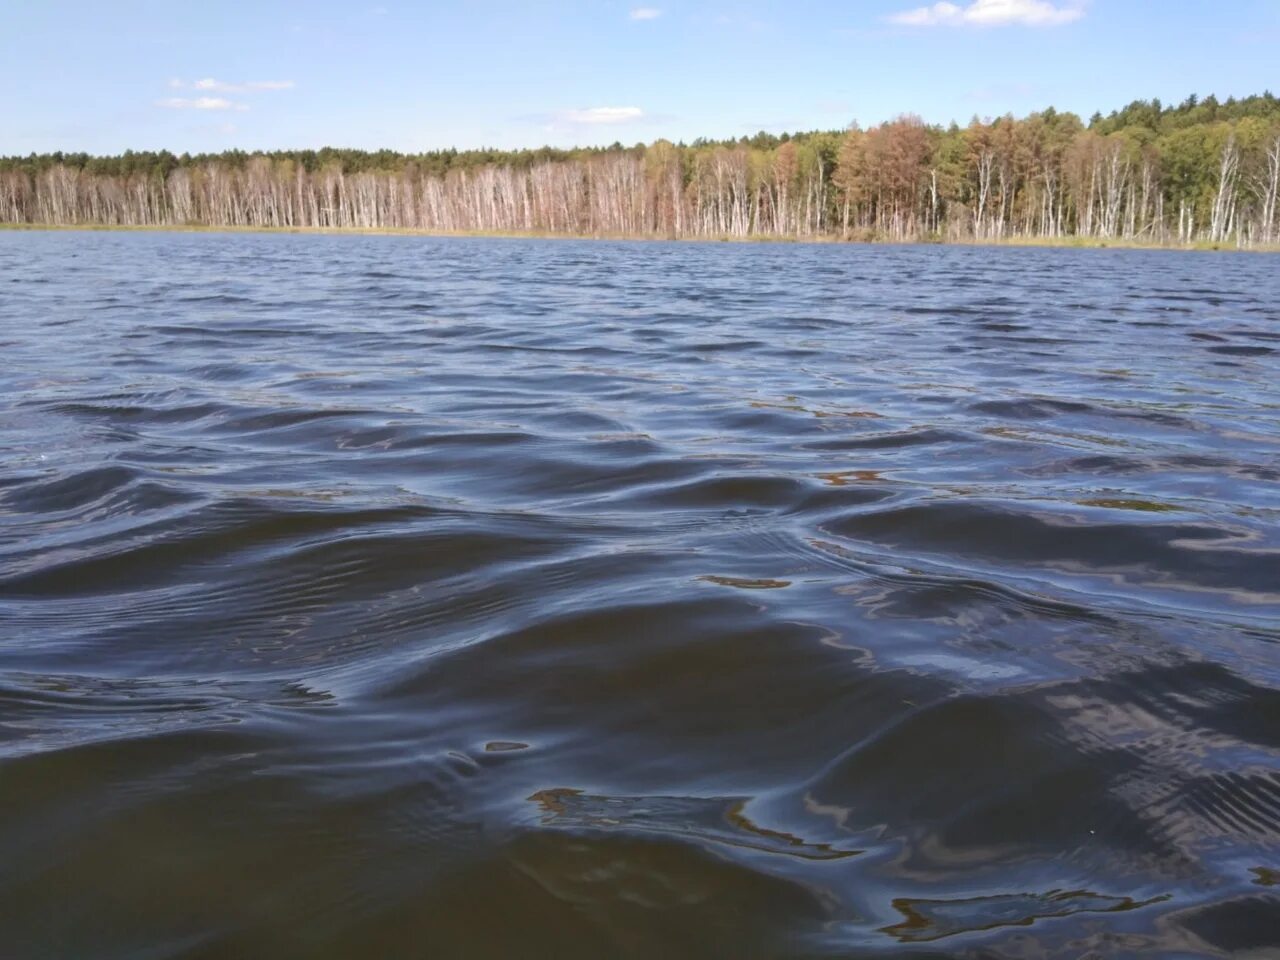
[[4, 92, 1280, 249], [3, 221, 1276, 254], [10, 92, 1280, 248]]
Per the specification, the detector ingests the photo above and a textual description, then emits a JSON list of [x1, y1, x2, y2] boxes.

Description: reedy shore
[[4, 220, 1276, 253]]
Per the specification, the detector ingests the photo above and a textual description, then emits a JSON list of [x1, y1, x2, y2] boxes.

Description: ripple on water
[[1, 233, 1279, 958]]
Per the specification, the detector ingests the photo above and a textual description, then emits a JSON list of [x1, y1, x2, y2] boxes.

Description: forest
[[3, 93, 1279, 246]]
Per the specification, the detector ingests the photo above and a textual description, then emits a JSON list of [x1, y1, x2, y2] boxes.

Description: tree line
[[3, 93, 1279, 245]]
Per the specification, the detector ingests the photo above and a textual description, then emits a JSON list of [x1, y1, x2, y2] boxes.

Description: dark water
[[2, 232, 1279, 959]]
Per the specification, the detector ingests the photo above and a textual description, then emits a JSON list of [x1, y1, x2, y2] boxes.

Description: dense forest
[[3, 93, 1279, 245]]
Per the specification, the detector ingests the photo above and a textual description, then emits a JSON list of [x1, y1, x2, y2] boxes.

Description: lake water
[[2, 232, 1279, 958]]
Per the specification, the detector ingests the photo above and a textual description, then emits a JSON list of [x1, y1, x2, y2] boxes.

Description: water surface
[[2, 233, 1279, 958]]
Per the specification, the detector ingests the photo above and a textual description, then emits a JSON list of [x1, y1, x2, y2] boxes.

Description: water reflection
[[527, 788, 860, 861], [880, 889, 1170, 943], [1, 233, 1278, 957]]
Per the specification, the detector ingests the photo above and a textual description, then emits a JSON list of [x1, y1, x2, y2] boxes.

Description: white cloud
[[561, 106, 646, 125], [187, 78, 296, 92], [629, 6, 662, 19], [887, 0, 1084, 27], [156, 97, 249, 111]]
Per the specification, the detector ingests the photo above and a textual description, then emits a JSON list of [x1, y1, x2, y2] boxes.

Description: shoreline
[[2, 221, 1275, 253]]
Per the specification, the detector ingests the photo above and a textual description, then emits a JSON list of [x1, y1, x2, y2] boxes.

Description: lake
[[2, 232, 1278, 958]]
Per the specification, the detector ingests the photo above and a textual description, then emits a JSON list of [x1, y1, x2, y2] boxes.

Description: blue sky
[[3, 1, 1278, 155]]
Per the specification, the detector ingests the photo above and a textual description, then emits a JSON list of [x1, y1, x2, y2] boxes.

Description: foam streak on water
[[1, 233, 1279, 958]]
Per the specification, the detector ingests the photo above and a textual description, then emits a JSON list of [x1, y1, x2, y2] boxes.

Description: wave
[[1, 232, 1278, 957]]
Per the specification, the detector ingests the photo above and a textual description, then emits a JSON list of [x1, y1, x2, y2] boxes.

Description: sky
[[3, 0, 1279, 156]]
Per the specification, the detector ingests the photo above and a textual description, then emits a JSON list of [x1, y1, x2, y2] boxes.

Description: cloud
[[156, 97, 249, 111], [189, 78, 296, 92], [887, 0, 1084, 27], [517, 106, 667, 137], [561, 106, 646, 125], [629, 6, 661, 19], [164, 78, 295, 93]]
